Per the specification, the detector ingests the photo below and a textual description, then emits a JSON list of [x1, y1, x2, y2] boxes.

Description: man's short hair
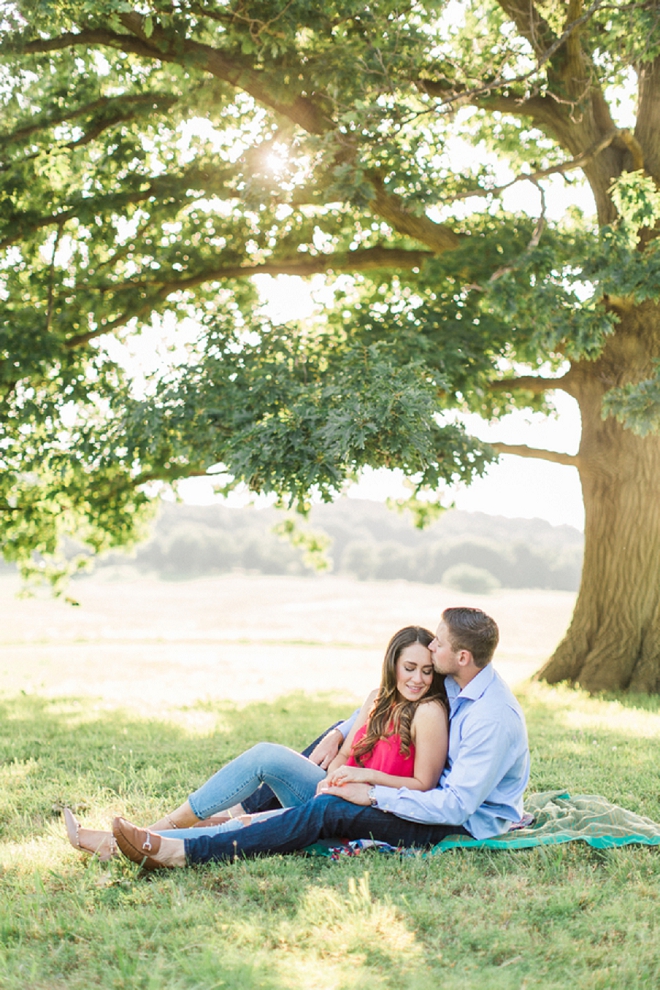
[[442, 607, 499, 668]]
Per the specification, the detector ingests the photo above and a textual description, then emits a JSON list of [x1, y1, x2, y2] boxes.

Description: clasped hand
[[315, 765, 369, 797], [326, 765, 368, 787]]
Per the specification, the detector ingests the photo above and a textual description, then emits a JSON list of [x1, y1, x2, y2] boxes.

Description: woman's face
[[395, 642, 435, 702]]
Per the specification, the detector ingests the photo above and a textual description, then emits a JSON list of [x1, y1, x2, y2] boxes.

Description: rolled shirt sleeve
[[337, 708, 360, 739]]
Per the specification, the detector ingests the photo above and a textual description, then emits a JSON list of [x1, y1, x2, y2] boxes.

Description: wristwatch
[[367, 785, 378, 806]]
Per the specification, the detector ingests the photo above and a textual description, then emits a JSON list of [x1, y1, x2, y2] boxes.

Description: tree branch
[[453, 128, 619, 200], [489, 374, 576, 395], [64, 245, 433, 347], [45, 221, 64, 335], [636, 56, 660, 179], [0, 102, 166, 174], [418, 0, 607, 113], [132, 465, 211, 487], [0, 165, 236, 248], [369, 175, 461, 253], [619, 128, 645, 172], [496, 0, 557, 57], [490, 441, 580, 466], [0, 92, 178, 148], [15, 19, 465, 252], [474, 93, 579, 149], [464, 186, 548, 289], [20, 20, 334, 137], [82, 244, 433, 297]]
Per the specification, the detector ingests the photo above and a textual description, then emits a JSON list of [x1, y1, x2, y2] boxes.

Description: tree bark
[[537, 301, 660, 692]]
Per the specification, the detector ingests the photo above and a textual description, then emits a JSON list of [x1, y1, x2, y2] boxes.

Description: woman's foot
[[195, 814, 233, 827], [148, 800, 200, 832], [112, 818, 186, 870], [64, 808, 117, 861]]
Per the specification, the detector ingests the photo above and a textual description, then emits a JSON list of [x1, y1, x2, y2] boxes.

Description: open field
[[2, 575, 660, 989], [0, 573, 575, 713]]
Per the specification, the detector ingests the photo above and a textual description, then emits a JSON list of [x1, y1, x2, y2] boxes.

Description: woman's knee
[[246, 742, 290, 770]]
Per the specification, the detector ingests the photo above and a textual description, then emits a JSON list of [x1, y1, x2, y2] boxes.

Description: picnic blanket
[[304, 792, 660, 859]]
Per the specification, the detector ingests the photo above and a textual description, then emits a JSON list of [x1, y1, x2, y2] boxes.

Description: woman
[[65, 626, 448, 858]]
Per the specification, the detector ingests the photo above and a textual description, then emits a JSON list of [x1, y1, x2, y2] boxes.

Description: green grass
[[2, 685, 660, 989]]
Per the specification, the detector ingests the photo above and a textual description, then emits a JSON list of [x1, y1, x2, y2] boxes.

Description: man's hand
[[308, 728, 342, 769], [316, 781, 372, 806]]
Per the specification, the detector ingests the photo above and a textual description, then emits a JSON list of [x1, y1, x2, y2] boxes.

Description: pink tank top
[[345, 723, 415, 777]]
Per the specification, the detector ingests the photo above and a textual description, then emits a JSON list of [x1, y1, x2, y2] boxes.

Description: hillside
[[96, 499, 583, 591]]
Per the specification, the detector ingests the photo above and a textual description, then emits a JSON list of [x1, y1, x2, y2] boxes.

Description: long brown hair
[[350, 626, 448, 766]]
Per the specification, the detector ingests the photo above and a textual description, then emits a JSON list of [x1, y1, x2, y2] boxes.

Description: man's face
[[429, 620, 461, 676]]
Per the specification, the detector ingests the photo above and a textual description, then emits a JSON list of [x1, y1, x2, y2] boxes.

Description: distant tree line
[[95, 500, 583, 592]]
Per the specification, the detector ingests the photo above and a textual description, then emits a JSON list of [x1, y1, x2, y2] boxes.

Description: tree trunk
[[537, 301, 660, 692]]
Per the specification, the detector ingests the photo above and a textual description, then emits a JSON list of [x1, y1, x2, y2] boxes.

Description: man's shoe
[[112, 817, 172, 871]]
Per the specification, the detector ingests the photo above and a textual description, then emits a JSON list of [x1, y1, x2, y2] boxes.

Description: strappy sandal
[[63, 808, 117, 861]]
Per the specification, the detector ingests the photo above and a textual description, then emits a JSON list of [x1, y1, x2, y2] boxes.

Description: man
[[113, 606, 530, 868]]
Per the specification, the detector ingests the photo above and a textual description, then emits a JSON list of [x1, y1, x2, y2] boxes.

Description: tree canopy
[[2, 0, 660, 689]]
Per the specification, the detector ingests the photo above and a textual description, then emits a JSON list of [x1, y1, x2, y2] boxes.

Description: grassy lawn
[[1, 685, 660, 989]]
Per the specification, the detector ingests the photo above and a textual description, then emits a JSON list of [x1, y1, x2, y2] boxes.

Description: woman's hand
[[324, 765, 369, 787], [314, 780, 373, 805], [315, 766, 368, 796]]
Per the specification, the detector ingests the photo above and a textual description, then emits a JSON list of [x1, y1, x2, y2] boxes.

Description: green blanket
[[432, 791, 660, 853], [303, 792, 660, 859]]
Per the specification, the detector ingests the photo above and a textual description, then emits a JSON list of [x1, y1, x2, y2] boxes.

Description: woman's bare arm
[[324, 700, 448, 791], [324, 689, 378, 774]]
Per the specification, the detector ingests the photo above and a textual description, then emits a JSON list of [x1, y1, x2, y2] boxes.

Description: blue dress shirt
[[337, 709, 360, 739], [371, 663, 530, 839]]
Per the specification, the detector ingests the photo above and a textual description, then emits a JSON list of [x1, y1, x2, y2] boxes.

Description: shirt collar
[[446, 662, 495, 703]]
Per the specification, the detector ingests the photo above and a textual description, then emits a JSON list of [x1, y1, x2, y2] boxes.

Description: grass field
[[1, 576, 659, 989]]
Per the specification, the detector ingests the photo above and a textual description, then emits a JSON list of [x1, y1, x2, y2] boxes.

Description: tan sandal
[[64, 808, 117, 861]]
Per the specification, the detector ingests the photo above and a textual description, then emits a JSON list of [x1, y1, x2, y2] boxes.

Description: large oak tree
[[2, 0, 660, 690]]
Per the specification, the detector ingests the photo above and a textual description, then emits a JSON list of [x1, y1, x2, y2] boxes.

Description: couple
[[68, 606, 530, 869]]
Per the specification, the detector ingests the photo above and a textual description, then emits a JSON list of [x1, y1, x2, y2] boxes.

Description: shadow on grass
[[596, 690, 660, 713], [2, 681, 660, 841], [0, 691, 349, 841]]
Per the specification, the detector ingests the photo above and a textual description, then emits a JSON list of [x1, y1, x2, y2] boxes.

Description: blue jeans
[[158, 808, 288, 840], [242, 722, 342, 815], [184, 794, 471, 864], [187, 743, 326, 819]]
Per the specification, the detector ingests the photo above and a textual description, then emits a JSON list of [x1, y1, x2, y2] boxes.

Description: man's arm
[[307, 708, 360, 768]]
